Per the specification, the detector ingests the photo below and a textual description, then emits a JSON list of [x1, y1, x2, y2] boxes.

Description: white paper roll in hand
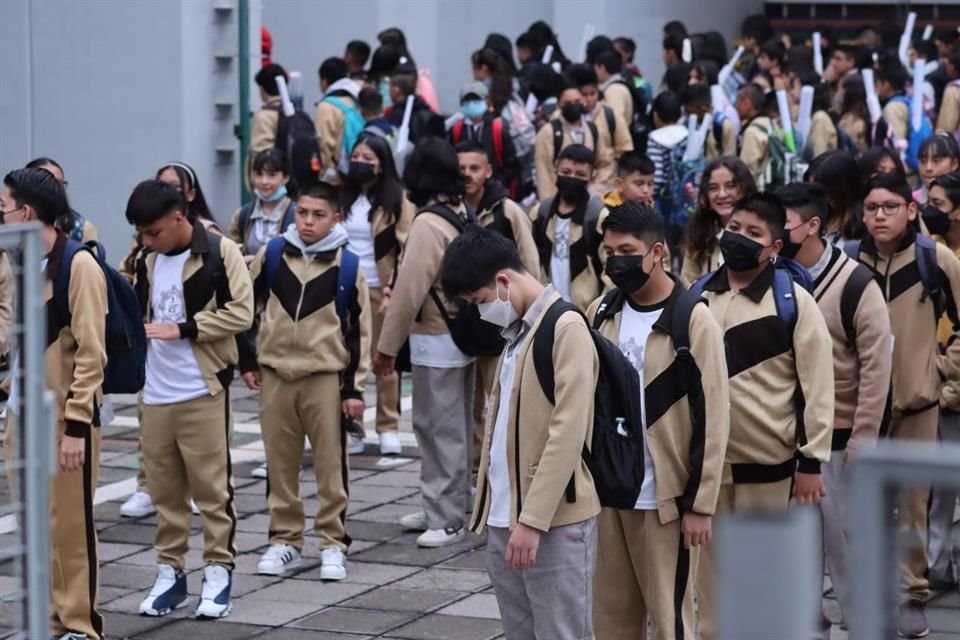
[[898, 12, 917, 69], [861, 68, 882, 124], [275, 74, 295, 117]]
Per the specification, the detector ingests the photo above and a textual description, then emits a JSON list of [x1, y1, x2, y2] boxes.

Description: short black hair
[[776, 182, 828, 231], [255, 63, 287, 96], [732, 192, 786, 240], [345, 40, 371, 65], [124, 179, 185, 226], [25, 157, 64, 173], [454, 140, 487, 156], [864, 171, 913, 203], [557, 143, 595, 168], [297, 181, 339, 208], [759, 39, 786, 64], [319, 57, 348, 85], [652, 91, 682, 123], [358, 86, 383, 111], [919, 132, 960, 162], [737, 83, 765, 111], [912, 38, 938, 63], [404, 137, 464, 202], [3, 167, 67, 226], [441, 226, 525, 299], [595, 50, 622, 75], [252, 148, 288, 175], [664, 20, 687, 39], [932, 172, 960, 208], [585, 35, 615, 65], [949, 49, 960, 75], [617, 151, 655, 177], [663, 33, 684, 55], [876, 63, 907, 92], [390, 65, 418, 97], [566, 63, 598, 89], [682, 83, 711, 109], [742, 14, 773, 43], [601, 201, 665, 246], [613, 37, 636, 61]]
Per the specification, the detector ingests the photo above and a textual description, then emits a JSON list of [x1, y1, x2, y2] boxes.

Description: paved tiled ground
[[1, 378, 960, 638]]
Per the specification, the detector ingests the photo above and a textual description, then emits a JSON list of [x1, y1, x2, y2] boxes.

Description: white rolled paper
[[682, 38, 693, 63], [275, 74, 296, 117], [899, 12, 917, 68], [718, 46, 745, 87], [912, 58, 926, 131], [395, 95, 415, 154], [796, 85, 815, 143], [444, 112, 464, 132], [525, 93, 538, 117], [812, 32, 824, 77], [541, 44, 554, 65], [711, 84, 727, 114], [862, 67, 883, 124], [922, 24, 934, 41], [776, 89, 794, 136], [684, 113, 713, 162]]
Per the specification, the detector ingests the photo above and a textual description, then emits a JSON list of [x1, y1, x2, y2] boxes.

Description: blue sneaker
[[138, 564, 188, 616], [194, 564, 232, 619]]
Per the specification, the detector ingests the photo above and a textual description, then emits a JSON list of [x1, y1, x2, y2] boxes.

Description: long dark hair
[[472, 48, 513, 111], [403, 137, 464, 207], [156, 162, 214, 223], [858, 146, 906, 183], [684, 156, 757, 261], [340, 135, 404, 223], [483, 33, 517, 76], [804, 150, 864, 240]]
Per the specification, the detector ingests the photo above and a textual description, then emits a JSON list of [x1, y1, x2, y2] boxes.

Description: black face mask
[[347, 161, 377, 184], [555, 176, 588, 202], [605, 254, 651, 293], [778, 222, 808, 260], [719, 231, 767, 272], [561, 102, 583, 124], [921, 203, 952, 236]]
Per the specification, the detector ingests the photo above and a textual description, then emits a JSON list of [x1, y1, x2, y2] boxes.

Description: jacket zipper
[[292, 276, 306, 346]]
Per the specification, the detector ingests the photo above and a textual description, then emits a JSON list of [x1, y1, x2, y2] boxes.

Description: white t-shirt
[[551, 216, 572, 302], [617, 299, 664, 510], [143, 251, 209, 406], [487, 337, 521, 528], [344, 195, 381, 288], [409, 333, 474, 368]]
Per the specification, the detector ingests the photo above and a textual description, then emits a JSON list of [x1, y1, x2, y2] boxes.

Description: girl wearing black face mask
[[339, 134, 414, 454]]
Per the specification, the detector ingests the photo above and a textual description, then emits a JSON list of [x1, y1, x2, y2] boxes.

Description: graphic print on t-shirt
[[156, 285, 186, 323], [618, 335, 645, 372], [553, 219, 570, 259]]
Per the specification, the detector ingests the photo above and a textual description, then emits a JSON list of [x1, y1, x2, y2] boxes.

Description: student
[[875, 64, 910, 150], [776, 183, 893, 638], [127, 180, 253, 619], [602, 151, 656, 208], [456, 139, 539, 480], [228, 148, 293, 261], [695, 193, 834, 640], [936, 49, 960, 138], [567, 64, 634, 196], [589, 203, 729, 640], [804, 150, 865, 246], [386, 64, 444, 145], [344, 39, 371, 81], [647, 92, 689, 198], [534, 82, 617, 200], [917, 133, 960, 203], [449, 81, 520, 191], [374, 138, 475, 548], [25, 157, 99, 243], [1, 168, 107, 640], [358, 86, 396, 139], [662, 33, 684, 69], [756, 39, 786, 88], [926, 172, 960, 591], [858, 146, 907, 183], [838, 77, 871, 153], [847, 172, 960, 638], [529, 144, 608, 311], [314, 57, 362, 178], [594, 49, 634, 127], [823, 44, 862, 113], [240, 181, 370, 580], [248, 63, 287, 187], [736, 84, 775, 187], [682, 84, 737, 160], [680, 156, 758, 286], [441, 226, 600, 640], [340, 135, 414, 455]]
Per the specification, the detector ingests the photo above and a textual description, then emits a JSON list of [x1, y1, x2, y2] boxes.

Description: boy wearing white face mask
[[440, 226, 601, 640]]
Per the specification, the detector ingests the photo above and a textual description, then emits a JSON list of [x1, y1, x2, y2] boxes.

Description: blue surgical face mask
[[255, 184, 287, 203], [462, 100, 487, 119]]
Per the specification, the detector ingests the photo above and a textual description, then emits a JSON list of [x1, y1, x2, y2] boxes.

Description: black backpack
[[269, 104, 321, 189], [611, 79, 653, 154], [551, 119, 600, 163], [531, 299, 644, 509], [419, 204, 506, 358]]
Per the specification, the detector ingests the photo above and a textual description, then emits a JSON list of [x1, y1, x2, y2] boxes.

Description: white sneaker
[[121, 491, 156, 518], [194, 564, 232, 619], [320, 547, 347, 581], [190, 499, 200, 515], [400, 511, 428, 531], [138, 564, 188, 616], [251, 463, 268, 479], [379, 432, 402, 455], [347, 434, 365, 455], [257, 544, 302, 576], [417, 527, 465, 548]]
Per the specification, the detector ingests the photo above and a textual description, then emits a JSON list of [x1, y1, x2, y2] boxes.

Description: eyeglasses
[[863, 201, 906, 217]]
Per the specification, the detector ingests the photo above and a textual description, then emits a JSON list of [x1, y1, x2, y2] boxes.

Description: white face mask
[[476, 281, 519, 329]]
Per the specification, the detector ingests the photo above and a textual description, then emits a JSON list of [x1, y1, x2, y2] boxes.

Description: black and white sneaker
[[257, 543, 302, 576]]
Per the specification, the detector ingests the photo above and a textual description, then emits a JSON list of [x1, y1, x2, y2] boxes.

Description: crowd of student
[[5, 14, 960, 640]]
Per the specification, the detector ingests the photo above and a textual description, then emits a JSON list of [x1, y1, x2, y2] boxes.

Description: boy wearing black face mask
[[529, 144, 609, 311], [694, 193, 834, 640], [534, 83, 612, 200], [777, 183, 892, 639], [588, 204, 729, 640]]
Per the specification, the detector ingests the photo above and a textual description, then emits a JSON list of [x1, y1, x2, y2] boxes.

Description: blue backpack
[[657, 134, 703, 231], [324, 95, 367, 174], [887, 95, 934, 172], [54, 240, 147, 394], [262, 237, 360, 325]]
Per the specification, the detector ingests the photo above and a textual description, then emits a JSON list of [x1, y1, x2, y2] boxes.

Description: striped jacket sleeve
[[341, 267, 372, 400], [64, 252, 108, 436]]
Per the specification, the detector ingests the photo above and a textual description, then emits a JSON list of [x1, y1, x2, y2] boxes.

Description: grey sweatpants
[[819, 451, 852, 633], [412, 364, 475, 531], [928, 410, 960, 584], [486, 519, 598, 640]]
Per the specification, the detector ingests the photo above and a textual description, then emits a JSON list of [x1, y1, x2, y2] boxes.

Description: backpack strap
[[771, 268, 798, 348], [492, 117, 504, 168], [53, 239, 87, 323], [839, 262, 876, 349], [603, 106, 616, 140], [490, 199, 515, 244], [238, 202, 255, 238], [416, 204, 468, 233], [532, 299, 581, 405], [591, 289, 623, 330], [281, 200, 297, 233], [843, 240, 861, 261], [335, 249, 360, 325], [452, 119, 464, 144], [551, 120, 564, 164], [916, 234, 944, 318], [262, 237, 286, 291], [203, 231, 230, 309], [587, 120, 600, 151]]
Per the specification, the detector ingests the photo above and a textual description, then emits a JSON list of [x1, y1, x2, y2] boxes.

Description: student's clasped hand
[[241, 370, 262, 391], [145, 323, 181, 340], [505, 522, 541, 571]]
